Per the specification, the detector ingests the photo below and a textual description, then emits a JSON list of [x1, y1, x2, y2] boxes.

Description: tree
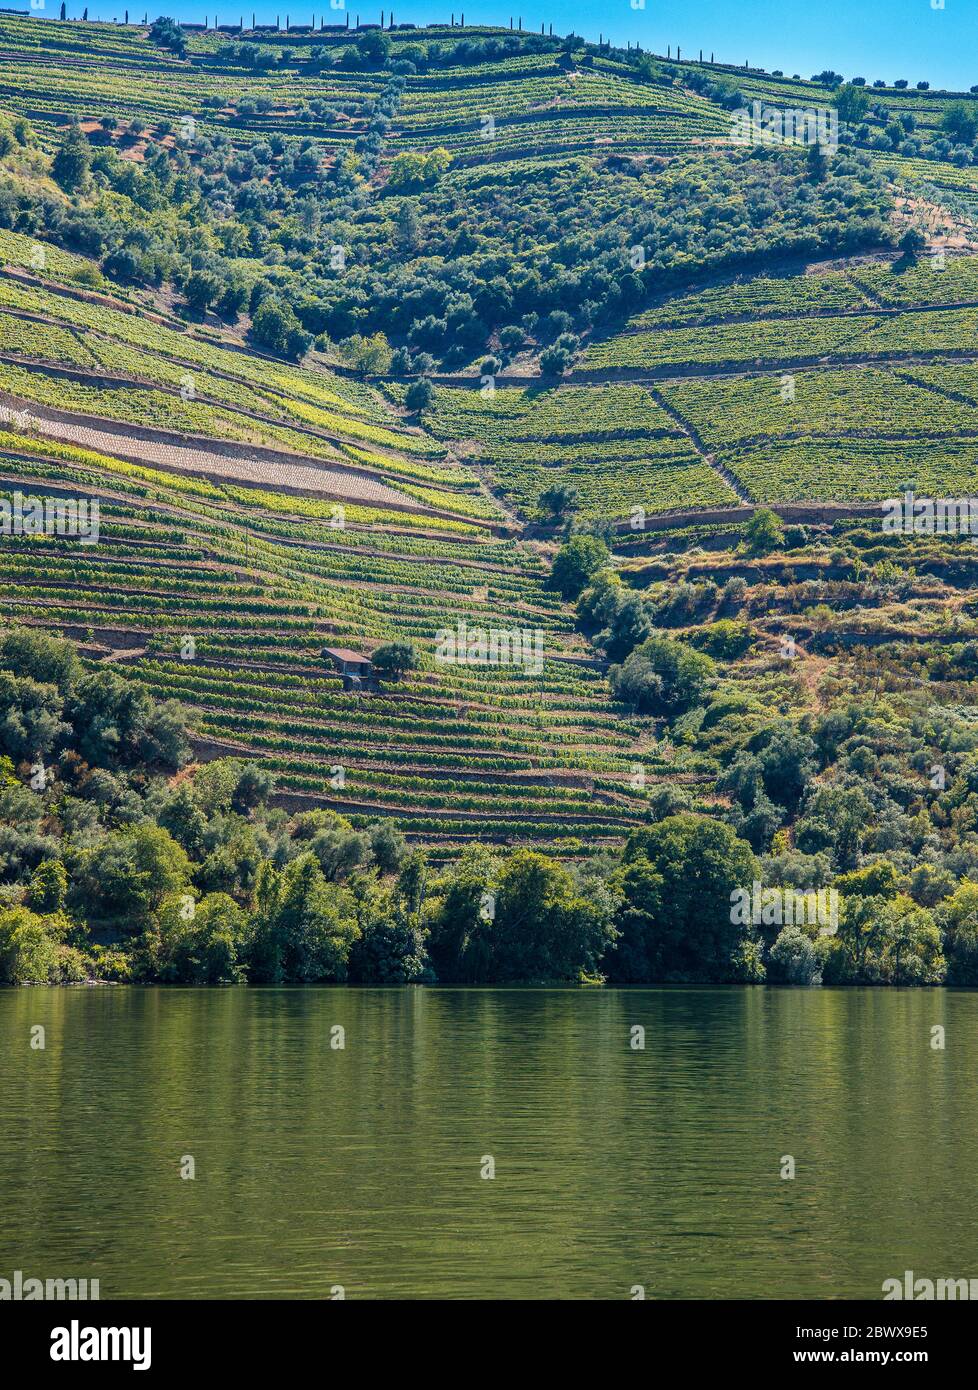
[[148, 16, 187, 56], [0, 906, 60, 984], [0, 671, 69, 760], [538, 482, 580, 521], [597, 589, 653, 663], [71, 824, 191, 926], [66, 670, 188, 769], [348, 878, 431, 983], [51, 120, 91, 192], [396, 199, 421, 249], [231, 763, 274, 813], [191, 759, 241, 815], [936, 880, 978, 984], [796, 784, 871, 869], [609, 636, 715, 716], [487, 849, 617, 981], [549, 535, 610, 599], [158, 784, 208, 856], [248, 852, 359, 983], [899, 226, 926, 258], [342, 331, 393, 374], [155, 892, 247, 983], [832, 83, 870, 124], [25, 859, 67, 914], [387, 148, 451, 190], [368, 821, 406, 874], [769, 925, 822, 985], [539, 336, 579, 378], [807, 140, 828, 182], [426, 844, 497, 982], [183, 270, 221, 315], [749, 722, 818, 815], [251, 298, 312, 360], [357, 30, 391, 67], [878, 895, 944, 984], [404, 378, 433, 412], [745, 507, 784, 554], [689, 618, 753, 660], [611, 815, 758, 981], [217, 279, 249, 322], [942, 101, 978, 145], [371, 641, 418, 679]]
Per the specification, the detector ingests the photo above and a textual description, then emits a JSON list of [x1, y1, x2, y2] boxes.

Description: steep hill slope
[[1, 12, 978, 874]]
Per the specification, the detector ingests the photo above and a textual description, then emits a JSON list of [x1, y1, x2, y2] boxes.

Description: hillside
[[2, 14, 978, 985]]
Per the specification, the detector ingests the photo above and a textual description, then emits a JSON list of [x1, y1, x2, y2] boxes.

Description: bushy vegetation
[[2, 17, 978, 993]]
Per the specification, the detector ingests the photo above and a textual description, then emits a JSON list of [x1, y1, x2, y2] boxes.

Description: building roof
[[322, 647, 373, 665]]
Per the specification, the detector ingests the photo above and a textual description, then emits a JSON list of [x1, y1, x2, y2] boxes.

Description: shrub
[[550, 535, 610, 599], [609, 637, 715, 715]]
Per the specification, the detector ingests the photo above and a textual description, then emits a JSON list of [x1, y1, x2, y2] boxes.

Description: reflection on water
[[0, 985, 973, 1299]]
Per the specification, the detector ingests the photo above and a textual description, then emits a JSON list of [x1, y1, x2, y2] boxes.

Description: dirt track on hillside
[[0, 393, 428, 512]]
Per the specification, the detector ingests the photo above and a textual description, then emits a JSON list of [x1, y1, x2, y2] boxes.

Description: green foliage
[[744, 508, 784, 555], [0, 906, 61, 983], [835, 892, 944, 984], [688, 619, 753, 660], [248, 853, 359, 983], [51, 120, 91, 193], [768, 925, 821, 985], [71, 824, 191, 927], [404, 378, 433, 412], [833, 84, 871, 124], [609, 636, 715, 715], [387, 148, 452, 190], [941, 101, 978, 145], [371, 641, 418, 678], [549, 535, 610, 599], [251, 299, 312, 361], [427, 846, 616, 982], [342, 332, 393, 374], [148, 16, 187, 57], [25, 859, 67, 914], [0, 628, 81, 691], [612, 815, 758, 981], [154, 892, 247, 984], [538, 482, 581, 520], [356, 30, 392, 68]]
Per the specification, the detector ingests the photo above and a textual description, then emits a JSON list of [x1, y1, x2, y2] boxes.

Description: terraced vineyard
[[2, 10, 978, 865], [397, 60, 730, 160], [420, 382, 737, 518], [0, 432, 677, 851]]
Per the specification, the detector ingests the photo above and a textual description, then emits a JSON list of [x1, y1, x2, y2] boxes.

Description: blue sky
[[74, 0, 978, 93]]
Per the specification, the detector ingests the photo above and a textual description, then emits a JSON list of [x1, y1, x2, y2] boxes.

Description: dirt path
[[646, 386, 751, 503], [0, 393, 484, 521]]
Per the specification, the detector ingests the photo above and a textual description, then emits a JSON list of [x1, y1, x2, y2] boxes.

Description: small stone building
[[322, 647, 374, 685]]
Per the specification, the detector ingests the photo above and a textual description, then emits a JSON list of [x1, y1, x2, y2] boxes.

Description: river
[[0, 985, 974, 1299]]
